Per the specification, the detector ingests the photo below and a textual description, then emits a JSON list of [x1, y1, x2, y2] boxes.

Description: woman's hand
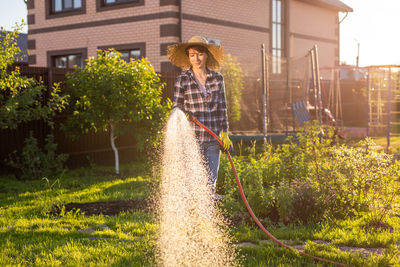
[[220, 132, 233, 152]]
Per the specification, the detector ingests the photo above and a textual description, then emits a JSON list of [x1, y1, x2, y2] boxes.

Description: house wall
[[180, 0, 270, 76], [27, 0, 180, 71], [290, 0, 339, 68], [27, 0, 343, 72]]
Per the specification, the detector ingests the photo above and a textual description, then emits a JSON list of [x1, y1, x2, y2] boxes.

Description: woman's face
[[188, 48, 208, 70]]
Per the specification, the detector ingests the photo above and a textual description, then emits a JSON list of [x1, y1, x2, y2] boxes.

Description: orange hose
[[189, 115, 348, 267]]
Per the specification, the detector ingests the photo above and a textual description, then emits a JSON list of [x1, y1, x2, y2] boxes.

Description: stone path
[[72, 225, 400, 257], [235, 239, 400, 258], [6, 222, 399, 257]]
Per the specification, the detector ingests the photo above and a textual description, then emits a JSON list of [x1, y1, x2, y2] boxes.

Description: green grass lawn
[[371, 136, 400, 153], [0, 162, 399, 266]]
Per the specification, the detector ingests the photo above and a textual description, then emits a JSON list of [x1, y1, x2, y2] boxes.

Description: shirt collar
[[187, 67, 212, 79]]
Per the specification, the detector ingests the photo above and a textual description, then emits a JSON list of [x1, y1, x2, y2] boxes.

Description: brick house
[[26, 0, 352, 74]]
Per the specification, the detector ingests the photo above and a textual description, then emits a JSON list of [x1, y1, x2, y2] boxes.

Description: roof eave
[[297, 0, 353, 12]]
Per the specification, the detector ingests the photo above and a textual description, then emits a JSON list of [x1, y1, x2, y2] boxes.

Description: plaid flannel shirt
[[173, 68, 229, 143]]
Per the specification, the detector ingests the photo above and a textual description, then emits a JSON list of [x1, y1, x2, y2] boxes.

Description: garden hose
[[186, 112, 348, 267]]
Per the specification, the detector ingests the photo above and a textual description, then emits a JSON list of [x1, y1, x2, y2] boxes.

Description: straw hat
[[167, 36, 226, 70]]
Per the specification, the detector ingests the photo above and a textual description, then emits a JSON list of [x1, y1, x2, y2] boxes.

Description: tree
[[63, 49, 171, 174], [0, 24, 68, 130], [220, 54, 244, 124]]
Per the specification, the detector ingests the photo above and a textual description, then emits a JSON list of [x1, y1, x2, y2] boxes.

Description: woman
[[167, 36, 232, 199]]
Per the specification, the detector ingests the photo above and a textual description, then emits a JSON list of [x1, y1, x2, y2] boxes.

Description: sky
[[0, 0, 399, 67], [339, 0, 400, 67]]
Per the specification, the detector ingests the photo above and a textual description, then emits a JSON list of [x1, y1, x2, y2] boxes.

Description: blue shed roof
[[0, 32, 28, 63]]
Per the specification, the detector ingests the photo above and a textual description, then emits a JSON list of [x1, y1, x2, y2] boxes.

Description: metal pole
[[356, 42, 360, 68], [387, 67, 392, 151], [314, 45, 323, 125], [179, 0, 183, 42], [310, 48, 318, 122], [266, 48, 270, 136], [261, 44, 267, 144], [285, 0, 293, 131], [336, 69, 343, 127], [366, 68, 370, 137]]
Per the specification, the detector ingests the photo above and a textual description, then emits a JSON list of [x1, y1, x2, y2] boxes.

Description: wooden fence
[[0, 65, 179, 173]]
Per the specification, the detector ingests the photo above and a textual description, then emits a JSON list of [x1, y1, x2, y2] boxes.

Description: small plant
[[291, 179, 334, 223], [269, 179, 335, 224], [272, 181, 294, 224], [6, 132, 68, 180], [40, 177, 65, 215]]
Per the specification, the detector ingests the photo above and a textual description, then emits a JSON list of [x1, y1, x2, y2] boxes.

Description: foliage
[[272, 179, 334, 224], [323, 139, 400, 220], [6, 132, 68, 180], [219, 121, 400, 224], [219, 54, 244, 124], [0, 24, 68, 130], [0, 164, 399, 266], [63, 49, 171, 151]]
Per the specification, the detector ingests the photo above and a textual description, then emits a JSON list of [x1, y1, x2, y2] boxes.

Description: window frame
[[118, 49, 142, 62], [270, 0, 285, 75], [47, 48, 87, 68], [98, 42, 146, 62], [53, 54, 83, 69], [96, 0, 144, 12], [45, 0, 86, 19]]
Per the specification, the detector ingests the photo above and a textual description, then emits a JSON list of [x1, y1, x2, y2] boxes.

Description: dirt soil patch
[[51, 199, 152, 216]]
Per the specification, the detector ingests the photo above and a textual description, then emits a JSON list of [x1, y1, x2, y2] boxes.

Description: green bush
[[219, 121, 400, 225], [0, 24, 68, 130], [219, 54, 244, 124], [319, 139, 400, 220], [63, 49, 171, 174], [6, 132, 68, 180]]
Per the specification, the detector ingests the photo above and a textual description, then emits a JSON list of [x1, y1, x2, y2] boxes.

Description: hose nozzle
[[173, 107, 195, 121], [184, 110, 194, 121]]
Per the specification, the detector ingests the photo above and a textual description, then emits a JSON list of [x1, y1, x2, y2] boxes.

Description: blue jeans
[[200, 141, 220, 193]]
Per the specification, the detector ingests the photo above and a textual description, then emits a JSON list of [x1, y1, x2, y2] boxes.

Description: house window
[[271, 0, 284, 74], [103, 0, 138, 4], [207, 38, 221, 46], [119, 49, 141, 62], [53, 54, 83, 68], [98, 43, 145, 62], [96, 0, 144, 12], [52, 0, 82, 13], [46, 0, 86, 19], [47, 48, 87, 68]]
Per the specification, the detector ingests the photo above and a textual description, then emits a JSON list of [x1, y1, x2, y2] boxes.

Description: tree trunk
[[110, 123, 119, 175]]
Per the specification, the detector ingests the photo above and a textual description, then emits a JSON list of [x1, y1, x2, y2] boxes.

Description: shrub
[[6, 132, 68, 180], [219, 54, 244, 124], [219, 121, 400, 225], [0, 24, 68, 130], [63, 49, 171, 174], [318, 139, 400, 221], [291, 179, 336, 223]]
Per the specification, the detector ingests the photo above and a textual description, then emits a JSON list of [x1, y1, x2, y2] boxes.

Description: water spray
[[183, 108, 348, 267], [156, 108, 236, 267]]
